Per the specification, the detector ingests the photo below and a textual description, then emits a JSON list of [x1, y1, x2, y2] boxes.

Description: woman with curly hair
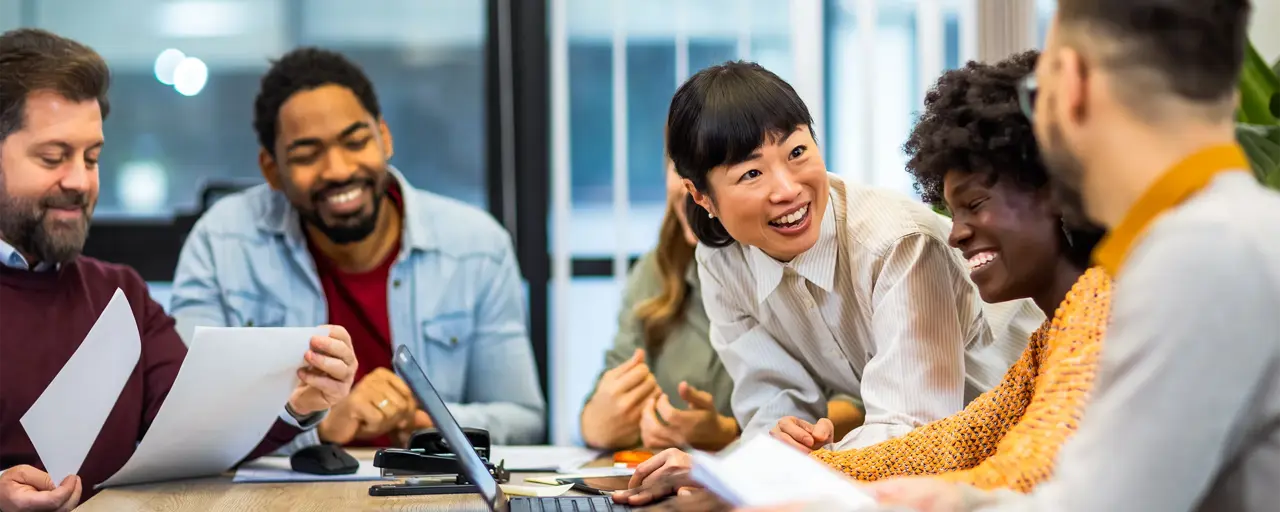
[[809, 49, 1112, 493]]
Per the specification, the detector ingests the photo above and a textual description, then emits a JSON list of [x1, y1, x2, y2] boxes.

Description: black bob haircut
[[905, 49, 1102, 268], [253, 47, 381, 156], [666, 61, 815, 248]]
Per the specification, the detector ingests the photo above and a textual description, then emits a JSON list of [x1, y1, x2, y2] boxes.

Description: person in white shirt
[[658, 60, 1044, 458]]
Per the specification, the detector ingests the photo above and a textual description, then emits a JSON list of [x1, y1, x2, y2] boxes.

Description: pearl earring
[[708, 212, 714, 219]]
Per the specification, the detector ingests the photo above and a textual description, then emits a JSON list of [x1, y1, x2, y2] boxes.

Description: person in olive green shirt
[[580, 163, 865, 451]]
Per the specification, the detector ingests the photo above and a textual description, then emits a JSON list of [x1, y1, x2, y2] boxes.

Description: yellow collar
[[1093, 144, 1250, 276]]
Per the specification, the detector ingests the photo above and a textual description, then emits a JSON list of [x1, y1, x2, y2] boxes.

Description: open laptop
[[393, 345, 630, 512]]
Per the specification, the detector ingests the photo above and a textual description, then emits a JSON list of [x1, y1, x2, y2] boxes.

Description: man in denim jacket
[[170, 47, 545, 451]]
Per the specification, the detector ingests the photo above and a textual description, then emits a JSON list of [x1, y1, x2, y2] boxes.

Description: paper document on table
[[690, 435, 876, 509], [489, 445, 601, 472], [501, 483, 574, 497], [232, 456, 390, 483], [99, 326, 324, 488], [21, 289, 141, 484]]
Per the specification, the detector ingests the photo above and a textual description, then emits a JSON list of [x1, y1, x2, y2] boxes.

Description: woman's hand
[[769, 416, 835, 452], [628, 448, 694, 489], [639, 382, 739, 451], [580, 349, 661, 449]]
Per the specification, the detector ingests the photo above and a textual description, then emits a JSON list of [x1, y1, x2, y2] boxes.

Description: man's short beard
[[300, 196, 384, 245], [0, 188, 92, 265], [295, 169, 390, 245]]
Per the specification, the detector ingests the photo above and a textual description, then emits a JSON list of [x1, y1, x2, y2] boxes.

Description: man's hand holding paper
[[290, 324, 359, 417], [0, 466, 81, 512]]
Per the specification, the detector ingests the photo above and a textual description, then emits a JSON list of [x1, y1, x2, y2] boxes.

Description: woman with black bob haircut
[[640, 61, 1045, 481]]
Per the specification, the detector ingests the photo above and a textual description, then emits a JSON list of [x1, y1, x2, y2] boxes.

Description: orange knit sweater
[[812, 267, 1112, 493]]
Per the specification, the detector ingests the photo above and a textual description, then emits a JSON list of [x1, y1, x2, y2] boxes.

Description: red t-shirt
[[307, 186, 402, 447]]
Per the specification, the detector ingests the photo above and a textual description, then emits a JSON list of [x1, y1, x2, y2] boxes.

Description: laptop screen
[[392, 345, 507, 510]]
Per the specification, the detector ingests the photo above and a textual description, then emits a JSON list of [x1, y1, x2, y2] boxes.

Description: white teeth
[[770, 205, 808, 226], [968, 251, 997, 270], [327, 188, 362, 205]]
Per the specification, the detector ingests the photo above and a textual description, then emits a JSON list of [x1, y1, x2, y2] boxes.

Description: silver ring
[[377, 399, 390, 409]]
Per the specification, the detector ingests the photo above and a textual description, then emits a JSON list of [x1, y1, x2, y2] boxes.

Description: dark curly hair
[[905, 50, 1043, 207], [253, 47, 381, 156], [905, 50, 1102, 268]]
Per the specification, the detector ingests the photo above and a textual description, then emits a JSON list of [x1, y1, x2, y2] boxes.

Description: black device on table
[[387, 345, 630, 511], [369, 428, 510, 496], [556, 476, 633, 496], [290, 443, 360, 475]]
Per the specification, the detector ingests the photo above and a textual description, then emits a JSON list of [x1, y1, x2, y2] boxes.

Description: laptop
[[392, 345, 630, 512]]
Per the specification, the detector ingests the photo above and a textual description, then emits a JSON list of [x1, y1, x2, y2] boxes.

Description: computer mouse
[[290, 443, 360, 475]]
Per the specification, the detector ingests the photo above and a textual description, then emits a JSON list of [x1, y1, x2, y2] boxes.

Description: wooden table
[[78, 450, 593, 512]]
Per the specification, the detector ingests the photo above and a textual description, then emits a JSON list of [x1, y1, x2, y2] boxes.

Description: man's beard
[[297, 173, 388, 245], [0, 188, 92, 265], [1042, 118, 1090, 226]]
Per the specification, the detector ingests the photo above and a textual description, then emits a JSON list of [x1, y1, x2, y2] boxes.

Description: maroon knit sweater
[[0, 256, 302, 500]]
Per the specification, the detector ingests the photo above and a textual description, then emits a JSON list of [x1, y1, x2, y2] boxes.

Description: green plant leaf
[[1238, 42, 1280, 124], [1237, 124, 1280, 188]]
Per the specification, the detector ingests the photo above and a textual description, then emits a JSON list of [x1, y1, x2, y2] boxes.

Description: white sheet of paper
[[691, 435, 876, 509], [20, 289, 141, 483], [500, 484, 574, 497], [489, 445, 601, 472], [523, 468, 634, 488], [98, 326, 324, 488], [232, 456, 389, 483]]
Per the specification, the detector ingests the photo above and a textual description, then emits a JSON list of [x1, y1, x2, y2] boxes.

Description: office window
[[0, 2, 21, 32], [561, 0, 793, 259], [827, 0, 968, 199], [23, 0, 489, 217], [551, 0, 797, 444], [1037, 0, 1055, 45]]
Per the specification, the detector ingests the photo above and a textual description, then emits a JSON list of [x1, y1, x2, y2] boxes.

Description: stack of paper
[[98, 326, 324, 488], [690, 435, 877, 510]]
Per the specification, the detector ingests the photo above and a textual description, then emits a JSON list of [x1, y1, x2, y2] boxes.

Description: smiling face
[[259, 84, 394, 245], [943, 170, 1063, 304], [0, 91, 103, 264], [686, 126, 829, 261]]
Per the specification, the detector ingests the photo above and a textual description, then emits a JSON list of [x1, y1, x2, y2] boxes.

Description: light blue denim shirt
[[0, 239, 56, 272], [169, 168, 546, 451]]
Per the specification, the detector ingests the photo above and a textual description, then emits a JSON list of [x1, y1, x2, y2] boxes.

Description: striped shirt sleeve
[[837, 233, 972, 448]]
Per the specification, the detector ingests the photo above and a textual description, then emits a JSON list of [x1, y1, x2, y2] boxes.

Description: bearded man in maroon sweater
[[0, 29, 359, 511]]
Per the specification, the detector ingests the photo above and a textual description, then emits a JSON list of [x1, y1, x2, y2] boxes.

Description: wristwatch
[[285, 402, 325, 428]]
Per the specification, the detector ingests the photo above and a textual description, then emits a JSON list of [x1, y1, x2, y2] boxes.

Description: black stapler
[[369, 428, 509, 496]]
